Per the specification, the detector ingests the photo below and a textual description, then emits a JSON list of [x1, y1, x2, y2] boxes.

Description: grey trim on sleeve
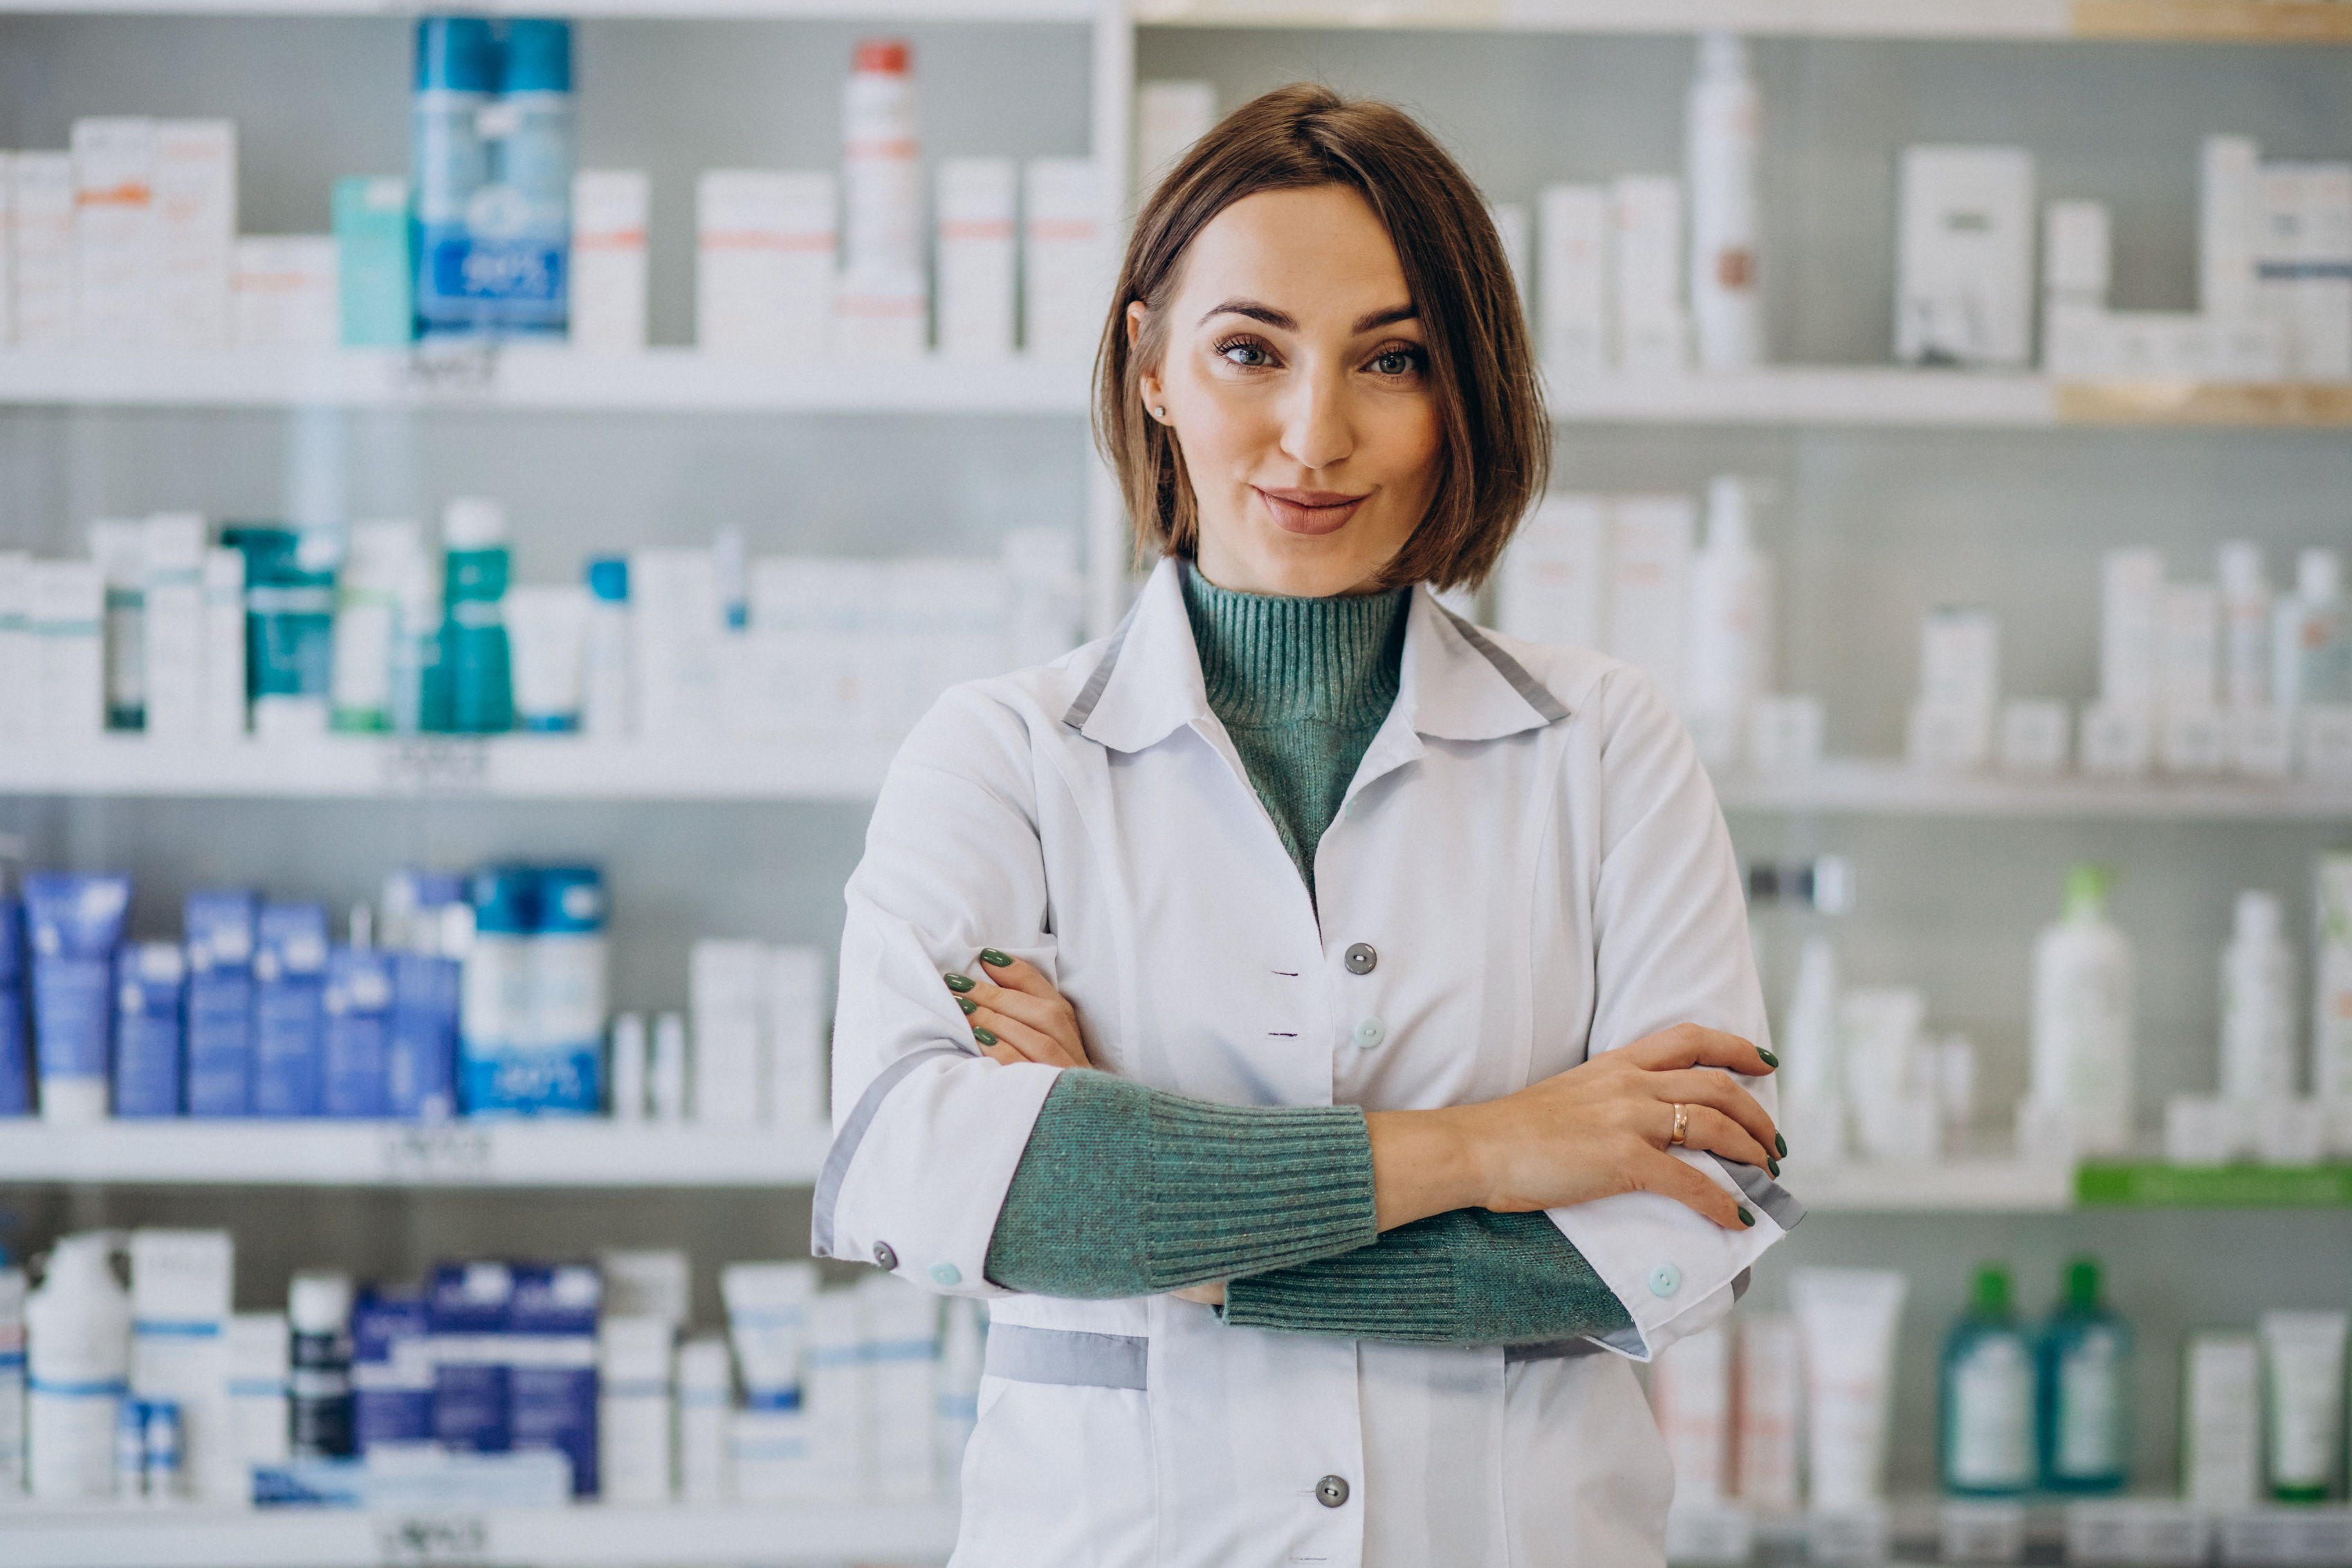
[[1712, 1154, 1808, 1232], [1060, 596, 1146, 731], [1503, 1337, 1609, 1365], [1439, 608, 1572, 724], [1733, 1268, 1752, 1302], [983, 1324, 1150, 1391], [1591, 1320, 1649, 1357], [809, 1045, 967, 1257]]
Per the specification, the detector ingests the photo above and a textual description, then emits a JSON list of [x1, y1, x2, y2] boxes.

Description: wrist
[[1366, 1105, 1487, 1230]]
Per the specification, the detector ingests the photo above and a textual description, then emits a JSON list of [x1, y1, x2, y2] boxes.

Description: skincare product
[[1735, 1313, 1800, 1509], [226, 1313, 290, 1470], [507, 1264, 600, 1496], [1896, 146, 2034, 367], [185, 887, 257, 1118], [1608, 174, 1689, 373], [695, 171, 835, 360], [1684, 33, 1762, 369], [763, 946, 829, 1129], [2183, 1332, 2261, 1511], [2317, 851, 2352, 1106], [287, 1271, 354, 1460], [2202, 136, 2262, 322], [677, 1334, 731, 1502], [599, 1315, 674, 1504], [443, 497, 513, 734], [806, 1286, 867, 1498], [12, 154, 77, 349], [460, 866, 536, 1116], [470, 19, 575, 334], [837, 39, 925, 362], [430, 1261, 514, 1455], [200, 547, 246, 738], [331, 176, 412, 348], [331, 521, 421, 732], [692, 940, 762, 1127], [1685, 476, 1771, 767], [31, 559, 105, 737], [129, 1230, 236, 1502], [1791, 1268, 1907, 1510], [582, 557, 632, 740], [351, 1286, 433, 1452], [141, 513, 208, 739], [27, 1233, 131, 1500], [1537, 184, 1608, 376], [73, 118, 156, 349], [862, 1273, 939, 1502], [935, 158, 1016, 362], [27, 869, 134, 1123], [1941, 1264, 2032, 1497], [2028, 865, 2136, 1157], [1496, 494, 1606, 651], [2219, 543, 2272, 711], [253, 901, 329, 1118], [569, 169, 648, 354], [505, 585, 589, 731], [111, 943, 186, 1118], [2039, 1257, 2129, 1493], [2259, 1310, 2346, 1502], [322, 938, 394, 1118], [1023, 158, 1105, 361], [1607, 495, 1696, 710], [2222, 890, 2297, 1105], [2275, 549, 2350, 714], [1651, 1322, 1732, 1502], [651, 1011, 689, 1124], [410, 16, 495, 337]]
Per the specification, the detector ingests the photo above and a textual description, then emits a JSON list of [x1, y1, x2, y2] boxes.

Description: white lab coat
[[817, 557, 1798, 1568]]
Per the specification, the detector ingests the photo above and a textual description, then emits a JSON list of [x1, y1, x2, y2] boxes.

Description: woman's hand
[[945, 950, 1094, 1071], [1368, 1024, 1781, 1234]]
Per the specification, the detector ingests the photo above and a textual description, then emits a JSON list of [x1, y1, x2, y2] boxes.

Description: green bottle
[[1941, 1264, 2034, 1496], [441, 497, 512, 734], [2039, 1257, 2131, 1493]]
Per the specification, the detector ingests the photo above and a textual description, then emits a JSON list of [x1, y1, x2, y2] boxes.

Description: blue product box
[[111, 943, 187, 1118], [32, 953, 113, 1089], [353, 1287, 435, 1452], [323, 947, 394, 1118], [429, 1262, 513, 1453], [254, 903, 329, 1118], [0, 897, 26, 1116], [185, 888, 258, 1116], [388, 952, 459, 1122], [506, 1263, 600, 1497]]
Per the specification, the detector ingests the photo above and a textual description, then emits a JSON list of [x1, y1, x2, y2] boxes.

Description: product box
[[185, 888, 257, 1117], [322, 946, 393, 1118], [1538, 183, 1609, 376], [332, 177, 414, 349], [143, 513, 208, 741], [11, 153, 77, 349], [1896, 145, 2034, 368], [388, 951, 460, 1122], [935, 158, 1016, 363], [231, 236, 339, 351], [695, 170, 834, 361], [91, 518, 147, 732], [763, 946, 829, 1130], [252, 901, 328, 1117], [2317, 851, 2352, 1106], [1606, 495, 1696, 709], [598, 1316, 674, 1506], [1023, 158, 1105, 362], [111, 943, 186, 1119], [200, 548, 247, 739], [2099, 549, 2162, 715], [860, 1273, 937, 1504], [690, 939, 762, 1127], [507, 1265, 600, 1496], [1608, 174, 1689, 373], [2257, 161, 2352, 383], [351, 1288, 433, 1453], [72, 117, 156, 349], [1495, 492, 1606, 649], [429, 1262, 514, 1455], [569, 169, 647, 355], [227, 1313, 291, 1470], [151, 120, 237, 351], [129, 1230, 237, 1503], [30, 560, 104, 739], [2202, 136, 2262, 322], [629, 548, 723, 741], [0, 553, 33, 738]]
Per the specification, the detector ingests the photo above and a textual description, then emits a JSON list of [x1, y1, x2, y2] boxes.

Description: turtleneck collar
[[1179, 561, 1409, 728]]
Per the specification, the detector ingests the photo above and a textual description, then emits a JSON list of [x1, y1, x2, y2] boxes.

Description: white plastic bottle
[[0, 1264, 26, 1491], [28, 1233, 132, 1500], [583, 557, 632, 741], [2217, 542, 2272, 711], [2221, 889, 2297, 1104], [837, 38, 925, 361], [1684, 32, 1763, 370], [2030, 865, 2138, 1156], [1685, 474, 1773, 766], [2274, 548, 2349, 712]]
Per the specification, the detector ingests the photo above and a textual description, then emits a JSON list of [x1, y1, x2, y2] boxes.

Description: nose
[[1278, 360, 1354, 473]]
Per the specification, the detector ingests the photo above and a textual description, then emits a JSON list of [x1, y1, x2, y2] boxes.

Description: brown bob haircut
[[1099, 83, 1549, 593]]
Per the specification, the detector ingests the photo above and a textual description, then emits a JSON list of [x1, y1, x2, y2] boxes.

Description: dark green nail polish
[[980, 948, 1013, 968], [973, 1027, 998, 1046], [1757, 1048, 1779, 1069], [957, 997, 977, 1015], [1775, 1132, 1788, 1159], [1767, 1157, 1780, 1178], [1738, 1206, 1755, 1228], [945, 973, 975, 993]]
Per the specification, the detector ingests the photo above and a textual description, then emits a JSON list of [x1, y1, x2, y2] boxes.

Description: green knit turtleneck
[[1180, 566, 1409, 896]]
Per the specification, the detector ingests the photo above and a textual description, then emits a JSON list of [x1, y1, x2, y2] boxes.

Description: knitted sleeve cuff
[[1220, 1209, 1637, 1345], [983, 1071, 1379, 1299]]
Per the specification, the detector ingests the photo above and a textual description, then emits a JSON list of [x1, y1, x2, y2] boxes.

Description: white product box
[[2257, 162, 2352, 383], [935, 158, 1016, 363], [12, 153, 77, 349], [2163, 1096, 2241, 1167], [860, 1273, 938, 1504], [1608, 175, 1687, 373], [1734, 1314, 1799, 1509], [129, 1230, 237, 1503], [630, 548, 722, 742], [200, 547, 246, 739], [805, 1289, 870, 1499], [1489, 201, 1532, 315], [151, 120, 236, 351], [2160, 709, 2227, 776], [1136, 80, 1216, 190], [30, 560, 104, 737], [2044, 200, 2111, 309], [142, 513, 207, 739], [2250, 1097, 2326, 1166], [1025, 158, 1107, 362], [695, 170, 835, 361], [2202, 136, 2263, 322], [231, 236, 338, 350], [2183, 1334, 2261, 1511], [0, 553, 30, 737], [571, 169, 649, 356], [226, 1313, 289, 1470], [1747, 694, 1823, 773], [762, 946, 829, 1131], [1605, 495, 1694, 708], [835, 260, 926, 365], [1919, 605, 2001, 712], [1908, 701, 1991, 773], [748, 556, 876, 739], [674, 1336, 731, 1504], [73, 117, 156, 349], [1494, 492, 1606, 649], [2077, 703, 2152, 777], [2160, 582, 2219, 714], [2303, 704, 2352, 784], [1537, 183, 1609, 376], [1895, 145, 2035, 368], [2228, 706, 2293, 779], [1999, 699, 2070, 775], [598, 1316, 674, 1506], [2099, 548, 2162, 714], [1648, 1325, 1730, 1502], [690, 939, 764, 1128]]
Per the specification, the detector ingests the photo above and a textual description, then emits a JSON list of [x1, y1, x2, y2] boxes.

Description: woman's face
[[1132, 185, 1442, 599]]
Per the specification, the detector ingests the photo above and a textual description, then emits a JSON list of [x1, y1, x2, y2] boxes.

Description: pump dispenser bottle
[[27, 1233, 131, 1500], [1940, 1264, 2033, 1497], [2030, 864, 2137, 1156], [1687, 474, 1772, 767], [1684, 33, 1763, 369], [2275, 548, 2349, 712], [2039, 1257, 2131, 1493]]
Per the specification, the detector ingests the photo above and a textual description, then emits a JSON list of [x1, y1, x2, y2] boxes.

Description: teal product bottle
[[223, 526, 338, 735], [412, 16, 496, 338], [1940, 1264, 2035, 1497], [2039, 1257, 2132, 1493], [471, 19, 573, 337], [441, 498, 512, 734], [332, 176, 415, 347]]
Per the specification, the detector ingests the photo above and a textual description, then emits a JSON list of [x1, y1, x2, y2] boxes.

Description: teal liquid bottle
[[2039, 1257, 2131, 1493], [1941, 1264, 2035, 1497], [441, 497, 513, 734]]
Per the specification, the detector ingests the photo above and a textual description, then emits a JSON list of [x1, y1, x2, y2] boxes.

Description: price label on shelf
[[380, 739, 490, 795], [379, 1125, 495, 1183], [393, 342, 502, 401], [374, 1513, 492, 1568]]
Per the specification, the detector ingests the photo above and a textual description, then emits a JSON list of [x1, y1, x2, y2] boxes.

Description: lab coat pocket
[[955, 1378, 1155, 1568]]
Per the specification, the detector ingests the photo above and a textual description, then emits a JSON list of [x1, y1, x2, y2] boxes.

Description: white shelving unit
[[1711, 759, 2352, 821], [0, 1120, 829, 1187], [3, 1501, 959, 1568], [1130, 0, 2352, 40], [1790, 1155, 2075, 1212]]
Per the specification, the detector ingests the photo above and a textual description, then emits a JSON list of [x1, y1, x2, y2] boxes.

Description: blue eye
[[1218, 340, 1270, 367], [1372, 349, 1422, 376]]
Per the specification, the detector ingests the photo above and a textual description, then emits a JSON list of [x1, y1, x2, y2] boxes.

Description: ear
[[1128, 300, 1164, 414]]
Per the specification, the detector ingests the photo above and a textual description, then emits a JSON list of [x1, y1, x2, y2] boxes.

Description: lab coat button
[[928, 1262, 961, 1286], [1648, 1262, 1682, 1298], [1343, 943, 1377, 975], [1352, 1017, 1386, 1049], [873, 1242, 899, 1271], [1316, 1475, 1350, 1508]]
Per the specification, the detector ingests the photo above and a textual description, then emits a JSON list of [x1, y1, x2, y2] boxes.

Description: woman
[[816, 85, 1801, 1567]]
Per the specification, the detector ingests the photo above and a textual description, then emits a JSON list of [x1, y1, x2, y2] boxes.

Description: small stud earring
[[1154, 406, 1168, 419]]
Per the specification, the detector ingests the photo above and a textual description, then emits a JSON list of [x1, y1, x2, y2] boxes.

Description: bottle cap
[[586, 557, 629, 603], [2064, 1257, 2101, 1312], [414, 16, 497, 93], [1971, 1264, 2012, 1318], [442, 497, 508, 550], [2297, 548, 2342, 602], [2216, 540, 2266, 597], [1696, 30, 1748, 82], [500, 19, 571, 93], [2235, 889, 2281, 941], [470, 866, 540, 936], [854, 37, 911, 73], [289, 1271, 354, 1334], [535, 866, 605, 934], [2061, 863, 2110, 922]]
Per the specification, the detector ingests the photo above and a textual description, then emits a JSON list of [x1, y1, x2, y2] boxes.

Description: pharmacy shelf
[[1789, 1156, 2077, 1212], [0, 1120, 832, 1186], [1, 1500, 960, 1568], [1713, 759, 2352, 821], [1133, 0, 2352, 41], [0, 0, 1090, 17], [2077, 1161, 2352, 1207], [0, 736, 899, 801], [1547, 369, 2352, 428], [0, 348, 1091, 416]]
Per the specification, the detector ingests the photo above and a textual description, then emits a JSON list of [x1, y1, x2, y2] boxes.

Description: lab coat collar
[[1063, 556, 1570, 753]]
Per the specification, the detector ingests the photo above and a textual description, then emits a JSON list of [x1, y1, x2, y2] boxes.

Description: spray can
[[288, 1271, 356, 1459]]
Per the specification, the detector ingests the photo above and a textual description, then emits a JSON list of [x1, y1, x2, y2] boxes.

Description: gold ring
[[1670, 1104, 1689, 1147]]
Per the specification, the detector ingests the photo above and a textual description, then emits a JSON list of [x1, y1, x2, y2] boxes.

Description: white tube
[[504, 585, 590, 732], [2259, 1310, 2347, 1501], [1789, 1267, 1907, 1511], [719, 1262, 816, 1403]]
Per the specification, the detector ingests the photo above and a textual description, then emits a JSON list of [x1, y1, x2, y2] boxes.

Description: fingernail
[[980, 948, 1013, 967], [1775, 1132, 1788, 1159], [973, 1027, 998, 1046], [1757, 1048, 1779, 1070], [1767, 1157, 1780, 1178], [1738, 1206, 1755, 1228], [957, 997, 977, 1015], [945, 973, 975, 993]]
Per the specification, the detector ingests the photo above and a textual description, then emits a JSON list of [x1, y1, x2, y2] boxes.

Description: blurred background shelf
[[1788, 1156, 2077, 1212], [1133, 0, 2352, 41], [1712, 760, 2352, 820], [0, 0, 1091, 17], [0, 1120, 830, 1186], [0, 1501, 962, 1568], [1547, 370, 2352, 427]]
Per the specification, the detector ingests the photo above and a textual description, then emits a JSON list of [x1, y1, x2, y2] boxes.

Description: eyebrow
[[1198, 298, 1419, 334]]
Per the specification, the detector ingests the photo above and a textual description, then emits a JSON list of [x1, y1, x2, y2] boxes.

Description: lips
[[1254, 487, 1369, 536]]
